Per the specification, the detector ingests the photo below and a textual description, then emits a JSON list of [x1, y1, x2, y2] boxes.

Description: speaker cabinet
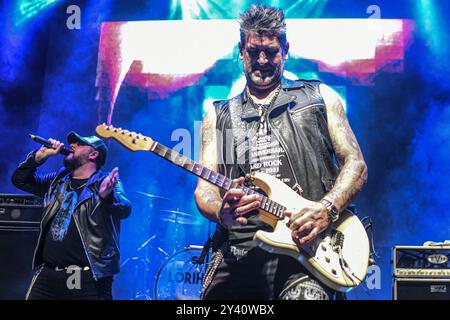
[[0, 194, 42, 299], [394, 278, 450, 300]]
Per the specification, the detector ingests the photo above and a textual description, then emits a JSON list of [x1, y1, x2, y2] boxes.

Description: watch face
[[329, 207, 339, 222]]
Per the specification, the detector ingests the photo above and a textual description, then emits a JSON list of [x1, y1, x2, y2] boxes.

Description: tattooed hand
[[285, 201, 330, 245], [217, 177, 261, 228]]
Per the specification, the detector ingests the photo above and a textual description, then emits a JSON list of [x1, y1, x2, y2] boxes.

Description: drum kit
[[122, 191, 211, 300]]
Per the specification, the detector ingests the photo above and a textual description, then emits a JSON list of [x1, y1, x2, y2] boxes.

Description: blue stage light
[[14, 0, 60, 26], [416, 0, 447, 57]]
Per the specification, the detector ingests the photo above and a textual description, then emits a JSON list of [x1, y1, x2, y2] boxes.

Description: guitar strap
[[228, 95, 258, 174]]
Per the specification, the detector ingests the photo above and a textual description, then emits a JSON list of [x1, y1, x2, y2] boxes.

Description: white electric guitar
[[96, 124, 370, 292]]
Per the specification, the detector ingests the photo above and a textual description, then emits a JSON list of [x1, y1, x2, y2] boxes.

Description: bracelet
[[320, 198, 339, 223]]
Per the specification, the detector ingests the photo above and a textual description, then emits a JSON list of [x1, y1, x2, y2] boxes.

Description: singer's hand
[[35, 139, 64, 163], [99, 167, 119, 200]]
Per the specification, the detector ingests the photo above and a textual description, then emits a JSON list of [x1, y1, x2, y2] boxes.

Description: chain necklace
[[69, 179, 87, 191], [247, 85, 282, 122], [246, 84, 282, 179], [247, 84, 282, 133]]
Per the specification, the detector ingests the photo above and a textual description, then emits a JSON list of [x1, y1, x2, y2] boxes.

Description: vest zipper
[[289, 103, 323, 115]]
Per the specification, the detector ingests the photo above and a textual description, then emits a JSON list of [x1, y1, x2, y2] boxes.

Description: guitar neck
[[151, 142, 286, 220]]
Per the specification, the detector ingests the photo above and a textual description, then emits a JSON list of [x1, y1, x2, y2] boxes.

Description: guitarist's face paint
[[239, 31, 289, 93]]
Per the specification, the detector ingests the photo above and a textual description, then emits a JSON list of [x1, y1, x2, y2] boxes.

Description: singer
[[11, 131, 131, 300]]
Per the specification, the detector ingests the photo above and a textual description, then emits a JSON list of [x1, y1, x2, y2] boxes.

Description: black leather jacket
[[11, 151, 132, 280]]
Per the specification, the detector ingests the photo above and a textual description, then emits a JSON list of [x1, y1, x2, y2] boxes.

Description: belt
[[44, 264, 90, 272]]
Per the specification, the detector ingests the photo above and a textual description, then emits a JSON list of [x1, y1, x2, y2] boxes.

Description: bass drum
[[153, 245, 207, 300]]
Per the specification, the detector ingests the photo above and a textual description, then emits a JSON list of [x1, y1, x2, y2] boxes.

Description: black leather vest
[[214, 78, 340, 202]]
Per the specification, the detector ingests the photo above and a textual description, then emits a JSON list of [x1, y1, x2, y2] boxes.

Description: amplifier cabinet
[[0, 194, 43, 299], [393, 246, 450, 278], [394, 278, 450, 300], [0, 193, 42, 231]]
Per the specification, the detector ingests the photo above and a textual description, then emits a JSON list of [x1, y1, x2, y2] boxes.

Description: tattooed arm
[[194, 107, 261, 227], [320, 83, 368, 212], [194, 108, 223, 223], [286, 84, 367, 245]]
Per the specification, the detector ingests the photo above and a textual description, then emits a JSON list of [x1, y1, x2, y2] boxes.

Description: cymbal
[[132, 191, 172, 202], [153, 209, 199, 225]]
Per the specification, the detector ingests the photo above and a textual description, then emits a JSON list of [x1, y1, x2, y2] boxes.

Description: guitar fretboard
[[152, 143, 286, 219]]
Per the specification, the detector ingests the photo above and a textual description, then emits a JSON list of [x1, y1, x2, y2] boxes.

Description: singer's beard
[[63, 153, 89, 170]]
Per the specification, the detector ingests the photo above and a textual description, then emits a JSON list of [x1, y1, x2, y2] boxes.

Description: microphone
[[29, 134, 73, 156]]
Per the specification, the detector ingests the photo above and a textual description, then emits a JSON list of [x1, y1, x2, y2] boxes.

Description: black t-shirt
[[41, 178, 90, 267], [228, 103, 296, 255]]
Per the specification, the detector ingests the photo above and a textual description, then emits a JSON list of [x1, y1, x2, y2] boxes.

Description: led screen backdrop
[[96, 19, 414, 123]]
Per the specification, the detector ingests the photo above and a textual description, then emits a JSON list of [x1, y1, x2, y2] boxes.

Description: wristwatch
[[320, 198, 339, 223]]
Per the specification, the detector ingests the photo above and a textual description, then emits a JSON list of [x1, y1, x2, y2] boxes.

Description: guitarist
[[194, 5, 368, 300], [11, 132, 131, 299]]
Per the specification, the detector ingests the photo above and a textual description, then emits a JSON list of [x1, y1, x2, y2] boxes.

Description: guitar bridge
[[331, 230, 345, 252]]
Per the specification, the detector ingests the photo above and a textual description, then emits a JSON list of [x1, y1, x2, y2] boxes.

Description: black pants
[[26, 266, 113, 300], [202, 247, 335, 300]]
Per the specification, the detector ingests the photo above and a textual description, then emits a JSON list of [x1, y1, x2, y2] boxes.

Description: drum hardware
[[125, 192, 174, 300], [123, 191, 212, 300], [153, 245, 210, 300], [125, 191, 205, 300]]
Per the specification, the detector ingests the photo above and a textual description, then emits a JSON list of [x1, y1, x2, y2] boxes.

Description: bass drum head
[[154, 246, 206, 300]]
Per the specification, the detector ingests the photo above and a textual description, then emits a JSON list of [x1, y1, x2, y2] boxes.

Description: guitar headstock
[[95, 124, 155, 152]]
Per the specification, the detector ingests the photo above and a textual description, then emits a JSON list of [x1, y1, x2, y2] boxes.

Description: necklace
[[247, 84, 281, 109], [247, 85, 282, 119], [246, 85, 282, 175], [69, 179, 87, 191]]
